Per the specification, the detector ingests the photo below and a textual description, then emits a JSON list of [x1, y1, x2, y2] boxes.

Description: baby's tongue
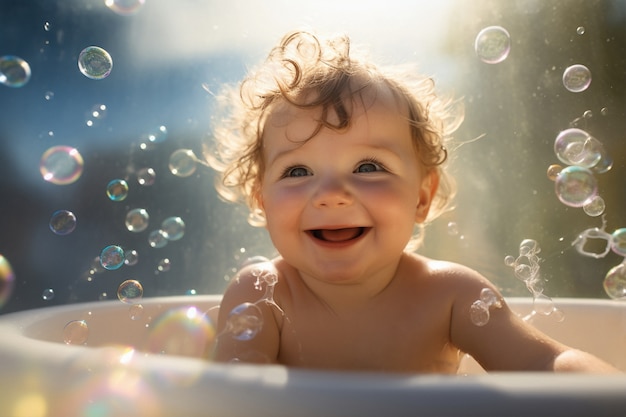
[[319, 228, 360, 242]]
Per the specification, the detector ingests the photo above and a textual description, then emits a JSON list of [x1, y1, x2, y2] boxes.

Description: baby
[[207, 30, 618, 373]]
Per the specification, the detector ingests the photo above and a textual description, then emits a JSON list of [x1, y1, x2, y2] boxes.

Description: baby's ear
[[415, 171, 439, 223]]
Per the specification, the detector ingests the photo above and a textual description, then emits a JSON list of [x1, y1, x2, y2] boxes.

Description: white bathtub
[[0, 295, 625, 417]]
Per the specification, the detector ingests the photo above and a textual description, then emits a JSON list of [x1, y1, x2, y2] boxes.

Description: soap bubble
[[480, 288, 501, 308], [470, 300, 490, 326], [0, 255, 15, 308], [519, 238, 540, 256], [582, 195, 605, 217], [117, 279, 143, 304], [145, 306, 215, 358], [147, 125, 168, 144], [42, 288, 55, 300], [611, 228, 626, 257], [161, 216, 185, 241], [100, 245, 125, 270], [137, 167, 156, 186], [169, 149, 197, 177], [156, 258, 171, 273], [124, 249, 139, 266], [553, 128, 602, 168], [63, 320, 89, 344], [533, 293, 555, 315], [474, 26, 511, 64], [227, 302, 264, 341], [603, 263, 626, 300], [125, 208, 149, 232], [148, 230, 168, 248], [0, 55, 31, 87], [562, 64, 591, 93], [106, 179, 129, 201], [546, 164, 562, 181], [576, 26, 585, 35], [105, 0, 146, 15], [447, 222, 459, 236], [554, 166, 597, 207], [40, 146, 84, 185], [78, 46, 113, 80], [129, 304, 144, 320], [592, 153, 613, 174], [49, 209, 77, 235]]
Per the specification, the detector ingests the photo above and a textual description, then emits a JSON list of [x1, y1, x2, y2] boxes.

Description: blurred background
[[0, 0, 624, 314]]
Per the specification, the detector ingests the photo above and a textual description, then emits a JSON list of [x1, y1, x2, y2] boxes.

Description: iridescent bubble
[[0, 55, 31, 87], [125, 208, 149, 232], [145, 306, 215, 358], [470, 300, 490, 326], [148, 230, 168, 248], [117, 279, 143, 304], [562, 64, 591, 93], [582, 195, 605, 217], [161, 216, 185, 241], [554, 166, 597, 207], [63, 320, 89, 345], [106, 179, 129, 201], [100, 245, 125, 270], [592, 153, 613, 174], [169, 149, 197, 177], [553, 128, 602, 168], [78, 46, 113, 80], [603, 263, 626, 300], [611, 228, 626, 257], [0, 255, 15, 308], [105, 0, 146, 15], [546, 164, 562, 181], [137, 167, 156, 186], [474, 26, 511, 64], [42, 288, 55, 300], [227, 302, 264, 341], [49, 209, 77, 235], [40, 146, 84, 185], [124, 249, 139, 266]]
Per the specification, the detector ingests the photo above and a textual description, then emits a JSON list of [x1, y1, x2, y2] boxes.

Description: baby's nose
[[312, 177, 353, 208]]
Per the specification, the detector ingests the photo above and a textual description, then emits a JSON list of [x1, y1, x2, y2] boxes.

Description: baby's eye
[[282, 166, 311, 178], [355, 160, 384, 173]]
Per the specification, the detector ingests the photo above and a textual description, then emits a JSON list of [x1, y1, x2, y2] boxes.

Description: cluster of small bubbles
[[124, 249, 139, 266], [85, 103, 107, 127], [145, 306, 215, 358], [63, 320, 89, 345], [100, 245, 125, 270], [106, 179, 129, 201], [161, 216, 185, 241], [148, 229, 168, 248], [137, 167, 156, 186], [576, 26, 585, 35], [169, 149, 197, 177], [78, 46, 113, 80], [105, 0, 146, 16], [0, 55, 31, 87], [156, 258, 171, 273], [474, 26, 511, 64], [117, 279, 143, 304], [42, 288, 55, 301], [40, 146, 85, 185], [554, 166, 598, 207], [582, 195, 605, 217], [125, 208, 149, 232], [469, 288, 503, 327], [0, 255, 15, 308], [562, 64, 591, 93], [49, 209, 77, 235]]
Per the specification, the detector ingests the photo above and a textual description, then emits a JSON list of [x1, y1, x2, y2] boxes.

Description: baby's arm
[[446, 264, 620, 373], [211, 265, 281, 364]]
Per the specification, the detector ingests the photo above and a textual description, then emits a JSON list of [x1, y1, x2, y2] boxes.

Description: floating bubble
[[42, 288, 55, 300], [100, 245, 125, 270], [145, 306, 215, 358], [603, 263, 626, 300], [117, 279, 143, 304], [43, 21, 51, 31], [447, 221, 459, 236], [0, 255, 15, 308], [503, 255, 516, 267], [106, 179, 129, 201], [63, 320, 89, 344], [0, 55, 31, 87], [78, 46, 113, 80], [611, 228, 626, 257], [129, 304, 144, 320], [554, 165, 597, 207], [592, 153, 613, 174], [148, 230, 168, 248], [576, 26, 585, 35], [161, 216, 185, 241], [44, 91, 55, 101], [469, 300, 490, 326], [125, 208, 149, 232], [519, 238, 540, 256], [148, 125, 168, 143], [40, 146, 84, 185], [533, 293, 555, 315], [582, 195, 605, 217], [227, 302, 264, 341], [137, 167, 156, 186], [553, 128, 603, 168], [474, 26, 511, 64], [157, 258, 171, 272], [124, 249, 139, 266], [546, 164, 562, 181], [562, 64, 591, 93], [105, 0, 146, 15], [480, 288, 502, 308], [49, 209, 77, 235], [169, 149, 197, 177]]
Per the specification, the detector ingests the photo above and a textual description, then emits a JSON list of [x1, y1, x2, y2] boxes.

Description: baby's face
[[258, 94, 436, 285]]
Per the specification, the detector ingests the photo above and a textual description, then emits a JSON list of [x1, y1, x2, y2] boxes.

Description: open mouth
[[308, 227, 369, 243]]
